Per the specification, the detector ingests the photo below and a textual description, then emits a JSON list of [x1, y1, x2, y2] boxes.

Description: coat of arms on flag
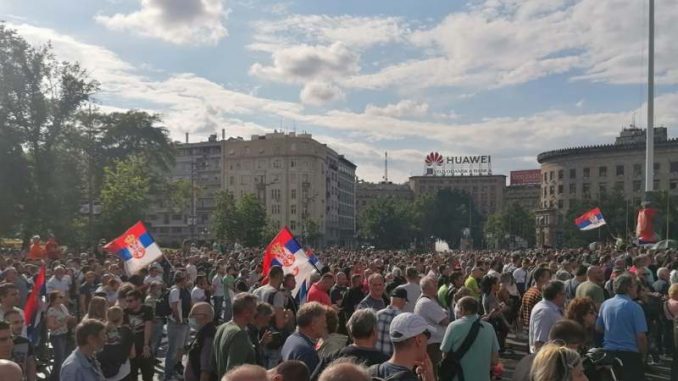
[[104, 221, 163, 275], [574, 208, 607, 231]]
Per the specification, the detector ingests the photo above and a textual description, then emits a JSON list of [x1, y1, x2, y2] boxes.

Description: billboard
[[424, 152, 492, 176], [510, 169, 541, 185]]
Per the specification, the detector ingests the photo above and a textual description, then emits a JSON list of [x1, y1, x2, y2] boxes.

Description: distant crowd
[[0, 236, 676, 381]]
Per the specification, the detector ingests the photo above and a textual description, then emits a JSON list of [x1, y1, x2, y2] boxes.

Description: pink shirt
[[307, 283, 331, 306], [665, 299, 678, 320]]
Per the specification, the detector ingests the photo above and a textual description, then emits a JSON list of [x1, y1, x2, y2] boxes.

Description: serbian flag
[[24, 264, 46, 345], [262, 227, 318, 303], [575, 208, 607, 231], [104, 221, 163, 275]]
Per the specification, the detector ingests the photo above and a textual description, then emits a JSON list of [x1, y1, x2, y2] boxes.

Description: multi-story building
[[505, 170, 541, 211], [222, 131, 356, 246], [408, 175, 506, 216], [535, 126, 678, 247], [147, 134, 223, 245], [355, 181, 414, 218]]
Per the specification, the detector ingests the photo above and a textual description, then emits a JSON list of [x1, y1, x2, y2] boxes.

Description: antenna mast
[[383, 152, 389, 183]]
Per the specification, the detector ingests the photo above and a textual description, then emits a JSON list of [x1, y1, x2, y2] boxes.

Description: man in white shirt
[[46, 266, 71, 300], [144, 265, 164, 285], [396, 267, 421, 313], [528, 280, 565, 353], [513, 259, 530, 295], [186, 257, 198, 285], [414, 275, 449, 377]]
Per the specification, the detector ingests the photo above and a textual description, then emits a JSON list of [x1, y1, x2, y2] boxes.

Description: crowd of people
[[0, 236, 677, 381]]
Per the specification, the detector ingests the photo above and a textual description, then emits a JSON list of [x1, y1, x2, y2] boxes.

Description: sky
[[2, 0, 677, 183]]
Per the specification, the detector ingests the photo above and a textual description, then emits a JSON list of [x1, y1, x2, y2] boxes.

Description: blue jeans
[[223, 296, 232, 322], [50, 333, 70, 381], [213, 296, 223, 322], [164, 320, 189, 380], [151, 318, 165, 356]]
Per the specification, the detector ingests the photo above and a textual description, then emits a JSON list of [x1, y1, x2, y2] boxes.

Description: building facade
[[221, 131, 356, 246], [505, 184, 540, 211], [147, 134, 223, 245], [408, 175, 506, 216], [355, 181, 414, 218], [535, 127, 678, 247]]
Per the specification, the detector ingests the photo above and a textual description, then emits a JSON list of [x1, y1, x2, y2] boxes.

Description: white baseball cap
[[389, 313, 436, 343]]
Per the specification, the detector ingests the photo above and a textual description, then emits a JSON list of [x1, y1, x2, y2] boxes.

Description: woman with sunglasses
[[46, 290, 76, 381], [530, 343, 589, 381]]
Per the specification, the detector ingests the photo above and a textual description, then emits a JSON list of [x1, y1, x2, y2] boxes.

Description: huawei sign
[[425, 152, 444, 166]]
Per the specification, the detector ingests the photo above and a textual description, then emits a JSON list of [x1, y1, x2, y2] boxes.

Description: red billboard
[[510, 169, 541, 185]]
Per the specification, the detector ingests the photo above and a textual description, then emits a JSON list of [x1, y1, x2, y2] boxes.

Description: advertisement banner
[[510, 169, 541, 185]]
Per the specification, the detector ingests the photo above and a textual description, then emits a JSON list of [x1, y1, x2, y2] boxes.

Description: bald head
[[0, 360, 21, 381], [318, 361, 370, 381], [222, 365, 268, 381], [587, 266, 604, 283]]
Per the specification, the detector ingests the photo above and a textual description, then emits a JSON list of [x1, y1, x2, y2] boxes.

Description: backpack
[[155, 290, 172, 318], [368, 363, 416, 381], [437, 318, 482, 381]]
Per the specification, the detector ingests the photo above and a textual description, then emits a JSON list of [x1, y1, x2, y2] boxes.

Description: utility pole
[[645, 0, 655, 195]]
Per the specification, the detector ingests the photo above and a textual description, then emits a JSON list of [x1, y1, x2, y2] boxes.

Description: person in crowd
[[357, 274, 388, 311], [185, 302, 216, 381], [0, 321, 14, 360], [124, 289, 154, 381], [520, 267, 551, 329], [481, 275, 510, 353], [513, 258, 530, 295], [512, 319, 587, 381], [267, 360, 310, 381], [213, 292, 258, 378], [597, 272, 648, 381], [464, 267, 483, 299], [60, 319, 107, 381], [368, 312, 435, 381], [529, 280, 565, 353], [653, 267, 671, 295], [144, 264, 163, 285], [4, 309, 37, 381], [317, 306, 349, 359], [247, 302, 273, 367], [376, 288, 407, 356], [47, 290, 76, 381], [339, 308, 389, 366], [47, 266, 72, 303], [565, 297, 599, 350], [529, 343, 588, 381], [165, 271, 192, 381], [441, 296, 499, 381], [144, 281, 165, 357], [212, 265, 226, 322], [414, 275, 449, 371], [576, 266, 606, 309], [253, 266, 289, 368], [307, 272, 334, 306], [98, 306, 133, 381], [565, 265, 587, 301], [318, 360, 371, 381], [0, 359, 22, 381], [281, 301, 327, 374], [2, 267, 28, 310], [222, 364, 268, 381], [79, 271, 99, 319], [191, 274, 211, 304], [397, 267, 421, 313], [85, 296, 108, 321], [343, 274, 365, 317], [0, 283, 22, 322], [27, 236, 44, 261], [441, 271, 464, 313]]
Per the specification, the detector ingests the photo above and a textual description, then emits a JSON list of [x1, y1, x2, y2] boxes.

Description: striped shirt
[[375, 305, 401, 356]]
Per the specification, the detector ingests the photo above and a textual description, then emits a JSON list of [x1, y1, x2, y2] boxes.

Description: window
[[291, 189, 296, 200], [557, 185, 563, 194], [599, 183, 607, 194], [616, 165, 624, 176], [582, 183, 591, 194], [558, 200, 564, 209], [654, 162, 661, 172], [671, 181, 678, 190], [570, 169, 576, 179], [543, 187, 547, 197], [291, 204, 297, 215], [633, 164, 642, 176], [172, 214, 182, 221], [599, 166, 607, 177], [290, 220, 297, 230], [549, 171, 554, 181], [549, 185, 555, 195], [229, 176, 234, 185], [654, 179, 660, 189], [569, 183, 576, 194], [671, 161, 678, 173], [290, 160, 296, 168], [543, 173, 548, 182], [273, 159, 281, 168], [270, 189, 281, 201], [633, 180, 642, 192], [614, 181, 624, 191], [558, 170, 564, 180], [583, 168, 590, 178]]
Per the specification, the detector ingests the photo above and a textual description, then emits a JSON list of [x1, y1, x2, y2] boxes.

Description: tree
[[211, 191, 238, 243], [414, 189, 484, 248], [98, 156, 151, 238], [358, 197, 415, 249], [484, 203, 536, 248], [0, 24, 98, 241], [236, 194, 267, 247]]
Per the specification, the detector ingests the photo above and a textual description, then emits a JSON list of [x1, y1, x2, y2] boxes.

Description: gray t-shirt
[[253, 285, 285, 308], [414, 296, 447, 344]]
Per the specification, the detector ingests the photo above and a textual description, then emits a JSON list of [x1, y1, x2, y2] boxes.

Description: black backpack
[[437, 318, 482, 381], [155, 290, 172, 317], [368, 363, 416, 381]]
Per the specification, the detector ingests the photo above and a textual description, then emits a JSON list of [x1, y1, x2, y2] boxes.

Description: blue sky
[[2, 0, 677, 182]]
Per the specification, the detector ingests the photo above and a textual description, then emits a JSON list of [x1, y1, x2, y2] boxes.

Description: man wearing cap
[[376, 288, 407, 356], [440, 297, 499, 381], [367, 313, 436, 381]]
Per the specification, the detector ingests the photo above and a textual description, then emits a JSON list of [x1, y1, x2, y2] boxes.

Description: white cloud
[[364, 100, 429, 118], [299, 82, 345, 106], [95, 0, 229, 45]]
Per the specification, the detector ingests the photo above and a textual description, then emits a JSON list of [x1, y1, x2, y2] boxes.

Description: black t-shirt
[[97, 326, 134, 378], [330, 285, 347, 305], [124, 305, 153, 350], [343, 287, 365, 315], [369, 362, 419, 381], [339, 345, 389, 367]]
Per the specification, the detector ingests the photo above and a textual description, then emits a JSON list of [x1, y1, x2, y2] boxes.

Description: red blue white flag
[[24, 264, 46, 345], [262, 227, 318, 303], [575, 208, 607, 231], [104, 221, 163, 275]]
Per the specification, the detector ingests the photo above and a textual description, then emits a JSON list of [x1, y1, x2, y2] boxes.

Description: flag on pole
[[24, 264, 46, 345], [262, 227, 318, 304], [575, 208, 607, 231], [104, 221, 163, 275]]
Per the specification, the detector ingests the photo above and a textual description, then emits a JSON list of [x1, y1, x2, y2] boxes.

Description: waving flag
[[575, 208, 607, 231], [24, 264, 46, 345], [104, 221, 163, 275], [262, 227, 318, 303]]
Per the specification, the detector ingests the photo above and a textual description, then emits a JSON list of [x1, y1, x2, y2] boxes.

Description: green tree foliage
[[562, 190, 632, 247], [211, 191, 238, 244], [211, 192, 267, 247], [484, 203, 536, 248], [0, 24, 98, 240], [414, 189, 483, 248], [358, 197, 415, 249], [237, 194, 267, 247], [98, 156, 151, 238]]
